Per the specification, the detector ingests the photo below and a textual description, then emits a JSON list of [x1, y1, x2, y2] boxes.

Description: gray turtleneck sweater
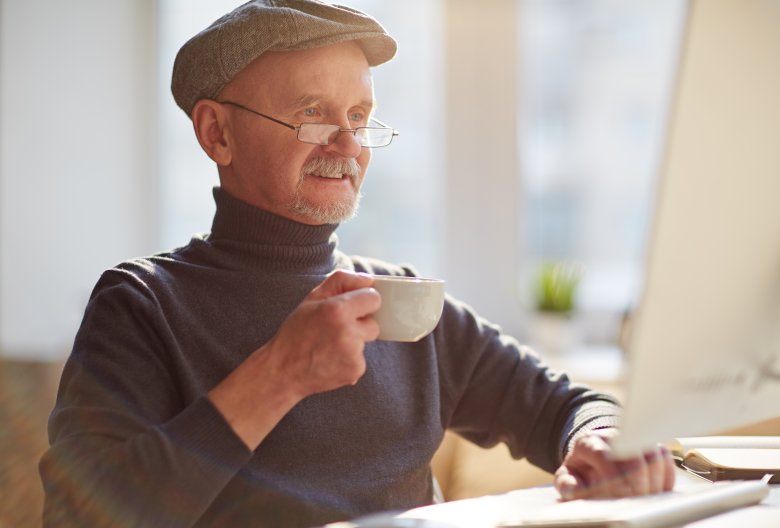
[[41, 188, 620, 528]]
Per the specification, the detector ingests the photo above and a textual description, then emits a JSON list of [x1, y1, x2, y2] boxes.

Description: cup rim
[[370, 274, 444, 284]]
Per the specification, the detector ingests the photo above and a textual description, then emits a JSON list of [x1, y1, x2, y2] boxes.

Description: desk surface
[[398, 470, 780, 527]]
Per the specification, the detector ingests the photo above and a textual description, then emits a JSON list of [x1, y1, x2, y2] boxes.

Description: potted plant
[[534, 261, 581, 314], [530, 261, 582, 355]]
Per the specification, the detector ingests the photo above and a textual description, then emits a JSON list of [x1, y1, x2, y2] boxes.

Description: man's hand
[[208, 270, 380, 450], [554, 429, 676, 500], [264, 270, 381, 397]]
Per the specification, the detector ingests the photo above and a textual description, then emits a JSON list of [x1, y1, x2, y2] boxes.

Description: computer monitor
[[612, 0, 780, 457]]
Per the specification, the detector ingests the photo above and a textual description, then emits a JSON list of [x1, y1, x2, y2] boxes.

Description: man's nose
[[324, 127, 362, 158]]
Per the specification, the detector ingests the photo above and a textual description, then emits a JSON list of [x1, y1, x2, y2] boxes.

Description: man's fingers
[[556, 433, 679, 501], [357, 315, 381, 342], [308, 270, 374, 300], [642, 447, 667, 494], [558, 436, 631, 499], [617, 456, 650, 496], [631, 445, 676, 494], [569, 436, 623, 482], [661, 446, 677, 491], [553, 467, 582, 501], [306, 271, 381, 334], [321, 287, 381, 321], [556, 465, 622, 500]]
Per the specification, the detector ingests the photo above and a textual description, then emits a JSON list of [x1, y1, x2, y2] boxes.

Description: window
[[327, 0, 444, 277], [157, 0, 238, 249], [517, 0, 687, 342]]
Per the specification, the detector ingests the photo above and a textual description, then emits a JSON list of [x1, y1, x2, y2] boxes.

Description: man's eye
[[303, 108, 318, 118], [350, 112, 366, 124]]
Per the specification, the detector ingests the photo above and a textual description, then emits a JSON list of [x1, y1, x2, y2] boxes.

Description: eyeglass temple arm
[[370, 116, 399, 135], [221, 100, 397, 137], [218, 100, 297, 131]]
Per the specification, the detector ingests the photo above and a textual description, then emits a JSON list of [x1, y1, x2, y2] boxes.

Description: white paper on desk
[[670, 436, 780, 453]]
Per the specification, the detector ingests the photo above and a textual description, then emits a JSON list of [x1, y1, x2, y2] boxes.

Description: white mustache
[[301, 157, 360, 179]]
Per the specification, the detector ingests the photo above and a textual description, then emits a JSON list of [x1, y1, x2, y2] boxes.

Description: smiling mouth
[[310, 172, 348, 180], [301, 156, 360, 182]]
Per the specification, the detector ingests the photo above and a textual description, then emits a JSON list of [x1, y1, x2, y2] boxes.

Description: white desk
[[398, 469, 780, 527]]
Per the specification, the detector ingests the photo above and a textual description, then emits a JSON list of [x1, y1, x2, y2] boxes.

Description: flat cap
[[171, 0, 397, 116]]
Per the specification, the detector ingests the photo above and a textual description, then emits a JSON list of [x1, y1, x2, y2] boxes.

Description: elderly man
[[40, 1, 674, 527]]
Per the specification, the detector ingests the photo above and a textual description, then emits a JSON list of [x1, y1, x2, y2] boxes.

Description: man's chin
[[289, 196, 361, 225]]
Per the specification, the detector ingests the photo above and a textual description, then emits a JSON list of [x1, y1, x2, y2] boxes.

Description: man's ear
[[191, 99, 233, 166]]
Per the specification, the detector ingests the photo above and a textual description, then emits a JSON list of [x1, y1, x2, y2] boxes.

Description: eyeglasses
[[218, 100, 399, 148]]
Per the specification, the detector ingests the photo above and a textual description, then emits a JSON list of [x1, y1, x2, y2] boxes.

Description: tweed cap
[[171, 0, 397, 116]]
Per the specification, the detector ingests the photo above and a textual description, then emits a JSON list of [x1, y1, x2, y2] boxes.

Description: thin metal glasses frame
[[218, 100, 399, 148]]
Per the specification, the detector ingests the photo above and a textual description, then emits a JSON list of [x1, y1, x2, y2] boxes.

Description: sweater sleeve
[[434, 295, 622, 474], [39, 271, 253, 528]]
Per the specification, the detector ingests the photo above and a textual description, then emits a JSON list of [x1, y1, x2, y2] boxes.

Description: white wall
[[0, 0, 158, 360], [443, 0, 524, 336]]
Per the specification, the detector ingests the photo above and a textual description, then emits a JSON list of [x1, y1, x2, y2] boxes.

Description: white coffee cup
[[370, 275, 445, 342]]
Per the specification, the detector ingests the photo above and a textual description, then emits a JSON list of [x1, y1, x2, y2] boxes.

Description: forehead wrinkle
[[285, 94, 320, 111], [284, 93, 375, 112]]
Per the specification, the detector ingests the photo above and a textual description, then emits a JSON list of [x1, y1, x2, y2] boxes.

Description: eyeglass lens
[[298, 124, 394, 147]]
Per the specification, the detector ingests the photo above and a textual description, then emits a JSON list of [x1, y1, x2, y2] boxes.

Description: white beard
[[289, 157, 363, 224]]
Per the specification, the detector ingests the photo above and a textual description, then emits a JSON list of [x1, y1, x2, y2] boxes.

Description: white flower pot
[[529, 312, 580, 357]]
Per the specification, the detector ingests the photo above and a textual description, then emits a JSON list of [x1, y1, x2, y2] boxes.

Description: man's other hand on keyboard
[[553, 428, 676, 500]]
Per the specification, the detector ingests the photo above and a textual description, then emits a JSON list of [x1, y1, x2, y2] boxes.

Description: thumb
[[308, 270, 375, 301], [554, 467, 584, 501]]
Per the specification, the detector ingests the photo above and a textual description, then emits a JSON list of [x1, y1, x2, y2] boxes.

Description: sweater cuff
[[160, 396, 253, 475], [559, 400, 622, 462]]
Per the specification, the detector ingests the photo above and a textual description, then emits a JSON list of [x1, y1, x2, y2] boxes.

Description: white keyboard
[[495, 480, 770, 527]]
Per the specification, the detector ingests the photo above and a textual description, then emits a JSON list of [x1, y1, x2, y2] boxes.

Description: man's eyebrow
[[289, 94, 321, 109], [286, 94, 376, 111]]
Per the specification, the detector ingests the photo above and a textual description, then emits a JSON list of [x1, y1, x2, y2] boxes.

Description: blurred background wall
[[0, 0, 686, 362], [1, 0, 159, 360]]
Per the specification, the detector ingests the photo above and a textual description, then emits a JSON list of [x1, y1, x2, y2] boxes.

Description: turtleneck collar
[[205, 187, 342, 273]]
